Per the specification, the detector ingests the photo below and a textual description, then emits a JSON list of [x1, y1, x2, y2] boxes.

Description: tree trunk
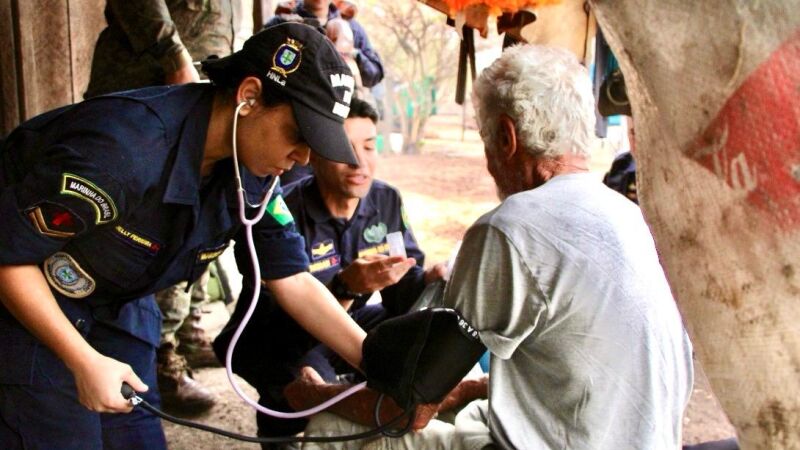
[[592, 2, 800, 448]]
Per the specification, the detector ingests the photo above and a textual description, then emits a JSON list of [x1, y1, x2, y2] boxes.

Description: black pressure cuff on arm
[[360, 308, 487, 409]]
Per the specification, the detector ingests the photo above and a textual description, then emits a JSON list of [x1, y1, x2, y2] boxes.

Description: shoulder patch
[[267, 194, 294, 226], [401, 205, 410, 230], [60, 173, 118, 224], [44, 252, 96, 299]]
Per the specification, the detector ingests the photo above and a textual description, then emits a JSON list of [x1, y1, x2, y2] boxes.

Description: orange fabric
[[443, 0, 562, 16]]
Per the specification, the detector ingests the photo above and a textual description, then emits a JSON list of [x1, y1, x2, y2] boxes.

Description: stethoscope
[[121, 100, 414, 444], [226, 99, 368, 418]]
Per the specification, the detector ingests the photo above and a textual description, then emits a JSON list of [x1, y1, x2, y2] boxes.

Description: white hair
[[472, 44, 596, 159]]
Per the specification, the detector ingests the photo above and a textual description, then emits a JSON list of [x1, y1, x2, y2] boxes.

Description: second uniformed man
[[214, 96, 446, 440]]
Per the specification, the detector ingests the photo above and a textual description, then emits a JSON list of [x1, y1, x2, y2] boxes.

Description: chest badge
[[44, 252, 96, 299], [311, 239, 335, 260], [363, 222, 387, 244]]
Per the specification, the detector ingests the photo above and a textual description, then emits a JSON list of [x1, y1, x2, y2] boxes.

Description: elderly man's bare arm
[[284, 366, 487, 431]]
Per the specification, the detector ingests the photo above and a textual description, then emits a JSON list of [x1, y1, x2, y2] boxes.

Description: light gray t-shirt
[[444, 173, 694, 450]]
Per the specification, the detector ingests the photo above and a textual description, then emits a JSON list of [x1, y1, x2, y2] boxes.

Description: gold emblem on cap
[[271, 38, 304, 77]]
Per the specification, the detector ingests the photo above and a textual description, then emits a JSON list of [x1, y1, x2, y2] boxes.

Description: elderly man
[[439, 43, 694, 449], [350, 44, 695, 450]]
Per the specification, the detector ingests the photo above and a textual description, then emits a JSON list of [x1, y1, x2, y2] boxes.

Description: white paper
[[386, 231, 406, 258]]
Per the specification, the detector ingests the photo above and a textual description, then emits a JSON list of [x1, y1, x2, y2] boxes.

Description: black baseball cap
[[202, 22, 358, 165], [598, 68, 632, 117]]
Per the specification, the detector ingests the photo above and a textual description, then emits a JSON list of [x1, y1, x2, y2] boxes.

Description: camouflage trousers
[[156, 266, 213, 347]]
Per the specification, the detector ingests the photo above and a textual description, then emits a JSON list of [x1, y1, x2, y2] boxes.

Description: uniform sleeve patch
[[267, 194, 294, 226], [25, 202, 86, 238], [60, 173, 118, 224], [401, 205, 410, 230], [44, 252, 96, 299]]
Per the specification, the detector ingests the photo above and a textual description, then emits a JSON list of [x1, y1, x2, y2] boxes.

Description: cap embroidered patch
[[26, 202, 85, 238], [60, 173, 117, 224], [271, 38, 303, 78], [311, 239, 335, 259], [44, 252, 96, 299], [267, 195, 294, 226], [363, 222, 387, 244]]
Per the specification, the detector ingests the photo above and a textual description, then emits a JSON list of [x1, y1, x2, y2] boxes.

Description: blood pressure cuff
[[361, 308, 486, 409]]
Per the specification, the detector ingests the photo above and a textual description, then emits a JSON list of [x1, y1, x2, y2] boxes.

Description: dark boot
[[176, 307, 221, 368], [157, 343, 217, 414]]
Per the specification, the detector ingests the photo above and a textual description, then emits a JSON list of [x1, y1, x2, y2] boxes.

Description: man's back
[[446, 173, 693, 449]]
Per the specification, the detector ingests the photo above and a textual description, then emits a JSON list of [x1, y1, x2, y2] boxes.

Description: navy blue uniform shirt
[[216, 176, 425, 385], [0, 84, 308, 371]]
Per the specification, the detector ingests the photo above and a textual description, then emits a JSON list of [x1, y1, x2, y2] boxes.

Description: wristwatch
[[328, 271, 371, 303]]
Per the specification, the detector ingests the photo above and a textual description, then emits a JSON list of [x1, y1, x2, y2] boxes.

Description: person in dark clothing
[[0, 23, 367, 450]]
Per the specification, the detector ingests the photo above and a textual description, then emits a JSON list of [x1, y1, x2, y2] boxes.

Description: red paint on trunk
[[687, 29, 800, 230]]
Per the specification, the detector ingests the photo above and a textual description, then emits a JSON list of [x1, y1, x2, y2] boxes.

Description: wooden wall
[[0, 0, 105, 135]]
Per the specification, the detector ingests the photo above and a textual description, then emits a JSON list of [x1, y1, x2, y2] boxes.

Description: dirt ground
[[162, 113, 737, 448]]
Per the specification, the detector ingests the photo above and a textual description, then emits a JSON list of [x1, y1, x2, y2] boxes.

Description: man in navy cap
[[215, 96, 447, 442]]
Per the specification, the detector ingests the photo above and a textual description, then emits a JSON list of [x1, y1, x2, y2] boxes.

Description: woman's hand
[[72, 351, 149, 413]]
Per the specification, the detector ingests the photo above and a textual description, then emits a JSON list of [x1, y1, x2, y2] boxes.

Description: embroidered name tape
[[60, 173, 117, 224], [197, 242, 229, 264], [115, 225, 161, 254], [309, 255, 340, 273], [358, 243, 389, 258]]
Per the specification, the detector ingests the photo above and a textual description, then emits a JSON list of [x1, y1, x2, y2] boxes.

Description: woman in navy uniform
[[0, 23, 365, 449]]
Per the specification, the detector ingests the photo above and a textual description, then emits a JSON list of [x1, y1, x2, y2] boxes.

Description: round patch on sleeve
[[44, 252, 96, 299]]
